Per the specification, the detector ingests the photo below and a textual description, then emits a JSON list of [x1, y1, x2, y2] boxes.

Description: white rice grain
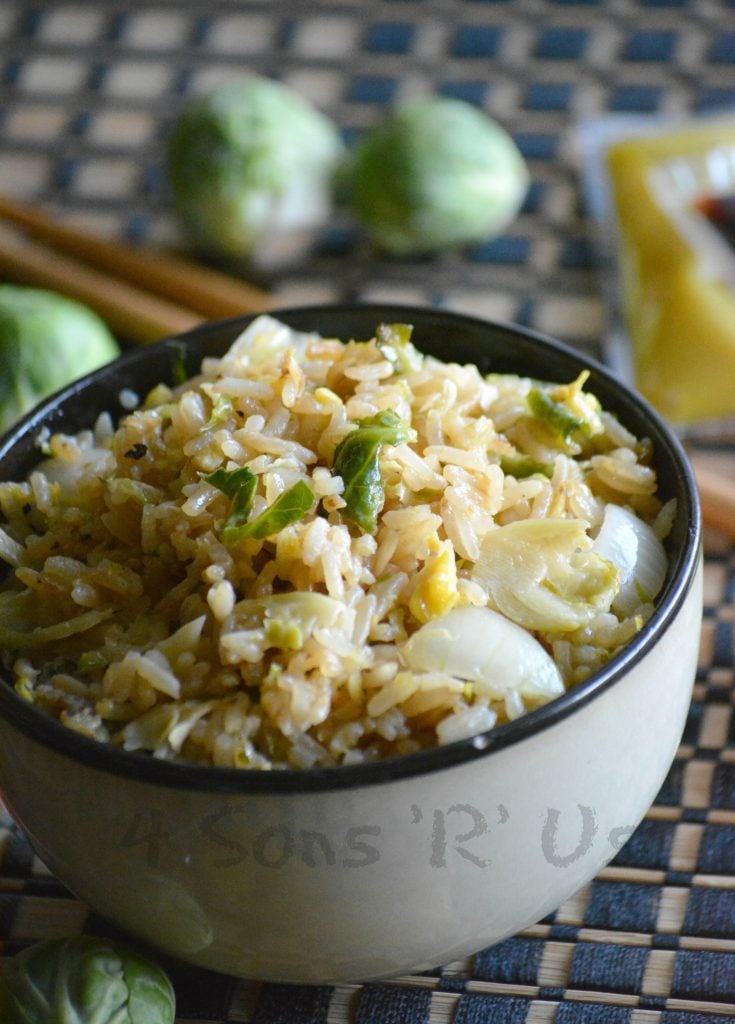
[[0, 527, 24, 567], [208, 376, 275, 400], [208, 579, 236, 621]]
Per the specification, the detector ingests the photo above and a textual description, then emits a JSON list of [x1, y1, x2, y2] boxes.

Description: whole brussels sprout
[[0, 935, 176, 1024], [167, 76, 345, 266], [0, 285, 120, 434], [350, 97, 529, 256]]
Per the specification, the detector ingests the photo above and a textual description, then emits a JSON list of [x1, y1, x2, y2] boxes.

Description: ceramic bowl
[[0, 305, 702, 984]]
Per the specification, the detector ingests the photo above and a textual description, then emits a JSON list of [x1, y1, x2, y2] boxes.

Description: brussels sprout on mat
[[0, 285, 119, 434], [0, 935, 176, 1024], [350, 97, 529, 256], [167, 76, 345, 267]]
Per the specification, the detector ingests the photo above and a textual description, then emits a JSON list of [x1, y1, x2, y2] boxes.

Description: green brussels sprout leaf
[[223, 479, 315, 543], [333, 409, 416, 533]]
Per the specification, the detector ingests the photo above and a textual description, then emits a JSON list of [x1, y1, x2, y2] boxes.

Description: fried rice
[[0, 315, 673, 769]]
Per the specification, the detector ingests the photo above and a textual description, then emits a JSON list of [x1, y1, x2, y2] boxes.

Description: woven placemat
[[2, 1, 735, 1019]]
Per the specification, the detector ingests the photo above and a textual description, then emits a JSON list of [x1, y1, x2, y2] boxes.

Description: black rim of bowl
[[0, 303, 702, 794]]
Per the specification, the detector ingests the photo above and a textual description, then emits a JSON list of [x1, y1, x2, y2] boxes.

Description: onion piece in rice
[[592, 503, 667, 616], [403, 605, 564, 704]]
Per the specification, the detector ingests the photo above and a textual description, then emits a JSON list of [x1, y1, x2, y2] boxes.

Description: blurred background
[[2, 0, 734, 364], [3, 4, 735, 1022]]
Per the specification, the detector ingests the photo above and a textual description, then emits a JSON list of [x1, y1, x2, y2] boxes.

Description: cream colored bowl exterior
[[0, 557, 701, 984]]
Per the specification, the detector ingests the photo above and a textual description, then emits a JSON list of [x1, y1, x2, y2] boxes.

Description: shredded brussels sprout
[[472, 518, 620, 632], [333, 409, 416, 533]]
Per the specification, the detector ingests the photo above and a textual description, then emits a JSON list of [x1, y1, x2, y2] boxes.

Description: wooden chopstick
[[0, 194, 271, 342], [0, 220, 204, 343], [692, 460, 735, 540]]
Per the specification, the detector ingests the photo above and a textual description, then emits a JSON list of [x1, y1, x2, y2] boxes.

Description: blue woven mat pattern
[[2, 0, 733, 356], [2, 1, 735, 1020]]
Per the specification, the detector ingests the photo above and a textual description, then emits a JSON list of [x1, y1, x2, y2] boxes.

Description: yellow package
[[578, 113, 735, 426]]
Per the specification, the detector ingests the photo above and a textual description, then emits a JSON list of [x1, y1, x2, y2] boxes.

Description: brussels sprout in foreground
[[0, 285, 120, 435], [167, 77, 345, 266], [0, 935, 175, 1024], [350, 97, 530, 255]]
